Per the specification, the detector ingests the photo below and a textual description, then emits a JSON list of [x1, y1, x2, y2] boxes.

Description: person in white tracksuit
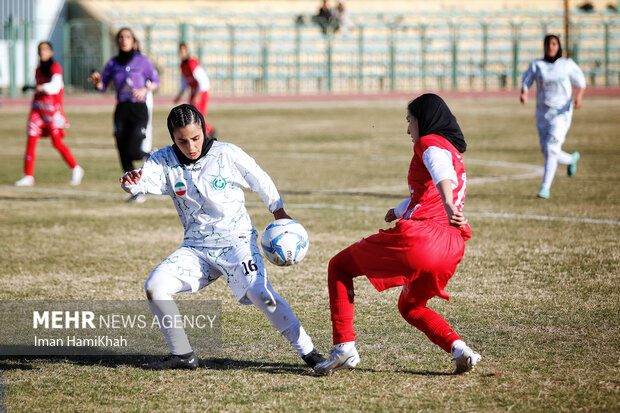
[[520, 34, 586, 199], [120, 104, 325, 370]]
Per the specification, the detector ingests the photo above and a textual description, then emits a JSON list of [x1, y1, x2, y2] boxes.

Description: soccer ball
[[260, 219, 309, 266]]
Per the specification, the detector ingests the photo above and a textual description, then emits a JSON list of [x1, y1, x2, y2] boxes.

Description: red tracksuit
[[328, 134, 471, 353], [24, 62, 77, 176]]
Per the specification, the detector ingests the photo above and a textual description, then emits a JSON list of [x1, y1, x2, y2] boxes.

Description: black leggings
[[114, 101, 148, 172]]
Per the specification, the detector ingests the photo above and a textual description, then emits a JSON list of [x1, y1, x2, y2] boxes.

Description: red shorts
[[190, 91, 209, 116], [348, 219, 467, 301], [28, 109, 68, 138]]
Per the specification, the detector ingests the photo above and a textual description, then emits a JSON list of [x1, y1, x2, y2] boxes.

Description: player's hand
[[520, 90, 528, 105], [273, 208, 292, 220], [444, 202, 468, 228], [384, 208, 398, 223], [574, 96, 583, 109], [88, 72, 103, 90], [132, 87, 148, 101], [35, 84, 45, 93], [120, 169, 143, 185]]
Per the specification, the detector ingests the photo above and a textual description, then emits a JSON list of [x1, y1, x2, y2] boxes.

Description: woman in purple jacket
[[89, 28, 159, 185]]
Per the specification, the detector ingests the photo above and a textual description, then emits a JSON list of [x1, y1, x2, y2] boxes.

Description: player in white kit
[[520, 34, 586, 199], [120, 104, 325, 370]]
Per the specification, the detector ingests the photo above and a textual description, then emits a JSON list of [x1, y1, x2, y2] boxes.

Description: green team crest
[[212, 176, 227, 190]]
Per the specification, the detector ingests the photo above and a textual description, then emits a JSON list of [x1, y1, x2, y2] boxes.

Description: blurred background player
[[173, 43, 216, 138], [315, 94, 481, 376], [520, 34, 586, 199], [120, 104, 324, 370], [89, 27, 159, 202], [134, 39, 154, 157], [15, 41, 84, 187]]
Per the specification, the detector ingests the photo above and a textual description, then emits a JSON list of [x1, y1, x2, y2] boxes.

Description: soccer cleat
[[537, 187, 550, 199], [70, 165, 84, 186], [15, 175, 35, 187], [452, 347, 481, 374], [145, 352, 199, 370], [313, 342, 360, 375], [567, 152, 580, 177], [301, 348, 326, 369], [127, 193, 147, 203]]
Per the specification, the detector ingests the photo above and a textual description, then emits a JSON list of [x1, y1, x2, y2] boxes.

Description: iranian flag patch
[[174, 182, 187, 196]]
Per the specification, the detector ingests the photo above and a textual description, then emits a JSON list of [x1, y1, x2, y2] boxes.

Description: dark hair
[[167, 104, 204, 136], [116, 27, 136, 45], [167, 104, 213, 165], [38, 41, 53, 51], [543, 34, 562, 63], [179, 42, 187, 48]]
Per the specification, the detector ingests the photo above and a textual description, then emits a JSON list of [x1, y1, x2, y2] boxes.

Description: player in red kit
[[173, 43, 215, 138], [15, 42, 83, 187], [315, 94, 481, 375]]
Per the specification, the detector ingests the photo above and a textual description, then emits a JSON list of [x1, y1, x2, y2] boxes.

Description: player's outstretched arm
[[120, 169, 143, 185], [273, 208, 292, 220]]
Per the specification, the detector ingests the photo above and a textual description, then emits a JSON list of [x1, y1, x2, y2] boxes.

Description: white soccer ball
[[260, 219, 309, 266]]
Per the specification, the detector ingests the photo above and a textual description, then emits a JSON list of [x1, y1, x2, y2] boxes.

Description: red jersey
[[404, 134, 470, 238], [180, 57, 209, 93], [29, 61, 69, 136]]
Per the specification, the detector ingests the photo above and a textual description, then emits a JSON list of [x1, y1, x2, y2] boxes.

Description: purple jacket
[[101, 52, 159, 103]]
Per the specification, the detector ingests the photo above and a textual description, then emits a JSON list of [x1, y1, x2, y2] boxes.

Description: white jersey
[[122, 141, 283, 247], [521, 57, 586, 111]]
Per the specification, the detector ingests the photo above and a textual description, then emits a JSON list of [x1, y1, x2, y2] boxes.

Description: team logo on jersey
[[212, 176, 226, 190], [174, 182, 187, 196]]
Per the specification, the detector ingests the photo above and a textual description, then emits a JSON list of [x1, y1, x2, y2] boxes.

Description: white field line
[[1, 158, 615, 225]]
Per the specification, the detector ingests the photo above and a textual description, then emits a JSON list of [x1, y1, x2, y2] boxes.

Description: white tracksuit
[[122, 141, 314, 357], [521, 57, 586, 190]]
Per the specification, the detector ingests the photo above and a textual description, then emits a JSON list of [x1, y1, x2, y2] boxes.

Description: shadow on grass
[[0, 355, 312, 375]]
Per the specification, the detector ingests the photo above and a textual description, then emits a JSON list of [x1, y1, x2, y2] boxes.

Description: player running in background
[[120, 104, 325, 370], [315, 94, 481, 375], [15, 41, 84, 187], [89, 27, 159, 202], [173, 43, 216, 138], [520, 34, 586, 199]]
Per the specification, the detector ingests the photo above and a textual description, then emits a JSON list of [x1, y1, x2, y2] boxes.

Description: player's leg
[[16, 112, 43, 186], [195, 91, 215, 136], [215, 234, 325, 368], [314, 246, 362, 374], [113, 104, 134, 173], [125, 102, 149, 165], [144, 246, 220, 370], [49, 128, 84, 185], [540, 111, 572, 197]]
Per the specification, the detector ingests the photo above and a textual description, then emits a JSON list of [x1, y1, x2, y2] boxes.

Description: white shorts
[[150, 231, 268, 305], [536, 106, 573, 153]]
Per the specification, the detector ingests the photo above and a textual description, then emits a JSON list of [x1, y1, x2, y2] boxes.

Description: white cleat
[[452, 347, 481, 374], [70, 165, 84, 186], [314, 342, 360, 375], [15, 175, 35, 187]]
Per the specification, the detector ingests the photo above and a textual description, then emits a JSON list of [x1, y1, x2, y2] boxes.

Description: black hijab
[[167, 104, 214, 165], [115, 49, 136, 66], [543, 34, 563, 63], [407, 94, 467, 153], [39, 58, 54, 79]]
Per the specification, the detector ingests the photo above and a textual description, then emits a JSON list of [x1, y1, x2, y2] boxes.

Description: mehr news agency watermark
[[0, 301, 222, 356]]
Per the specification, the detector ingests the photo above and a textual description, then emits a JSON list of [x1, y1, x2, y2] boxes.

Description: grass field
[[0, 95, 619, 412]]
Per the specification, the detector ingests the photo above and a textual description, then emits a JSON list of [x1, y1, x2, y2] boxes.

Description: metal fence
[[5, 10, 620, 96]]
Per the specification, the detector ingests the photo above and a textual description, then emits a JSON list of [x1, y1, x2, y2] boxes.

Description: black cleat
[[301, 348, 326, 368], [145, 352, 199, 370]]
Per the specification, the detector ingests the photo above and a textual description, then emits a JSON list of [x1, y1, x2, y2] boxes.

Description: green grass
[[0, 96, 619, 412]]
